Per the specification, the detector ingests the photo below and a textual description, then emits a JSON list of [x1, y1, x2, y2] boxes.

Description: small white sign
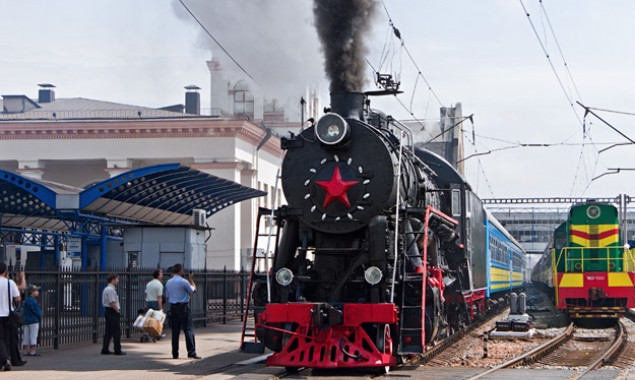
[[67, 237, 82, 258]]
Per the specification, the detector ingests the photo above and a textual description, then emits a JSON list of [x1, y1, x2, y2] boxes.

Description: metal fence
[[17, 267, 249, 349]]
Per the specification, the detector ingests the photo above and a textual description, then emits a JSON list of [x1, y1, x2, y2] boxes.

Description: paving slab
[[0, 320, 257, 380]]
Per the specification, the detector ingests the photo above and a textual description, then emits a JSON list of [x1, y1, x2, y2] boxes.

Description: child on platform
[[22, 285, 42, 356]]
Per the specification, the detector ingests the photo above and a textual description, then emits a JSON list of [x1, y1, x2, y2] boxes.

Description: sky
[[2, 0, 635, 200]]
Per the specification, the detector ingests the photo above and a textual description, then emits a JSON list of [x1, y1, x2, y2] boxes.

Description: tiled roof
[[0, 97, 196, 121]]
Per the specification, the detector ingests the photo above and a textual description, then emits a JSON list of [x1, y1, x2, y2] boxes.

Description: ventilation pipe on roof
[[38, 83, 56, 103], [185, 85, 201, 115]]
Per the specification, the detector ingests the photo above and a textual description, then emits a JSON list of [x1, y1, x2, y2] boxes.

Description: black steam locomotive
[[241, 92, 524, 372]]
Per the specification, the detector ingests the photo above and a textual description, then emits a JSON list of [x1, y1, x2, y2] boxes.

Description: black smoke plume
[[313, 0, 377, 93]]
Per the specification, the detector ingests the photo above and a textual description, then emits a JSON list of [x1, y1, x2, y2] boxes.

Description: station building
[[0, 83, 283, 271]]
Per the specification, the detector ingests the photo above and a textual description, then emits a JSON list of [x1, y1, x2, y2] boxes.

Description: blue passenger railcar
[[485, 212, 525, 297]]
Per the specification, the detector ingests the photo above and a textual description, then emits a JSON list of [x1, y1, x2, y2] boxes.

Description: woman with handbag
[[0, 262, 24, 371]]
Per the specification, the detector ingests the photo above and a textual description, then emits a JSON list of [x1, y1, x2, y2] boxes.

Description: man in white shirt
[[101, 273, 126, 356], [145, 269, 164, 311], [0, 262, 21, 370]]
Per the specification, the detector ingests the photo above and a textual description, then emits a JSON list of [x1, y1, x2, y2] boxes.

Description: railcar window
[[488, 236, 510, 264]]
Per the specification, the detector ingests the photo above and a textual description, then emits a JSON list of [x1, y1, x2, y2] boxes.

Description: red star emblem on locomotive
[[315, 166, 359, 208]]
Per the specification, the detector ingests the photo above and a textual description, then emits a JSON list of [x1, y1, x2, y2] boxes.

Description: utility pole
[[618, 194, 631, 246]]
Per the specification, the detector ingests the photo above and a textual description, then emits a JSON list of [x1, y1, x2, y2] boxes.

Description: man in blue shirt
[[165, 264, 200, 359]]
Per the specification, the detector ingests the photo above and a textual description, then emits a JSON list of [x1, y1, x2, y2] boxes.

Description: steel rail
[[571, 320, 627, 380], [465, 323, 574, 380]]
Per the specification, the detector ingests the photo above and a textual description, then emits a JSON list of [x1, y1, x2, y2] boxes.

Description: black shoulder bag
[[7, 279, 23, 328]]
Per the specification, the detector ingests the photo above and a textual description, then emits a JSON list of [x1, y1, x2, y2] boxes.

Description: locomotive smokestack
[[313, 0, 377, 93], [330, 92, 364, 120]]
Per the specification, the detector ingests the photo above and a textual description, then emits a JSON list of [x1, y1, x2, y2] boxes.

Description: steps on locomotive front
[[398, 226, 425, 353], [398, 272, 425, 355], [240, 207, 279, 354], [241, 305, 265, 353], [398, 208, 426, 354]]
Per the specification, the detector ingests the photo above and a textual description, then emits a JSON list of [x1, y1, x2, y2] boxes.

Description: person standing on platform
[[145, 269, 164, 311], [0, 263, 23, 371], [101, 273, 126, 356], [22, 285, 42, 357], [165, 264, 200, 359], [8, 269, 26, 367], [143, 268, 165, 342]]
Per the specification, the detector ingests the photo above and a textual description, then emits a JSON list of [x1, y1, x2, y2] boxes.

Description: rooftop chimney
[[38, 83, 56, 103], [185, 85, 201, 115]]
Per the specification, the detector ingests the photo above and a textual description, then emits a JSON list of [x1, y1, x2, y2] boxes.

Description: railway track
[[233, 309, 635, 379], [414, 301, 510, 366], [464, 319, 629, 380], [463, 323, 573, 380], [611, 311, 635, 370]]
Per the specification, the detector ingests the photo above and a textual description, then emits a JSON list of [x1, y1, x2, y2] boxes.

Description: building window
[[263, 98, 285, 123]]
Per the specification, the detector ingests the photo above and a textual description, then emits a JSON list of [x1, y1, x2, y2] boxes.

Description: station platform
[[0, 320, 264, 380], [6, 318, 633, 380]]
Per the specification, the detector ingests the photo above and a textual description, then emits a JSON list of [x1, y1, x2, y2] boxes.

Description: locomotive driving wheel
[[375, 324, 393, 374]]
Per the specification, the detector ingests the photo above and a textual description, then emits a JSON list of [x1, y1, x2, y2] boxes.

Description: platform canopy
[[0, 170, 76, 231], [0, 164, 266, 231]]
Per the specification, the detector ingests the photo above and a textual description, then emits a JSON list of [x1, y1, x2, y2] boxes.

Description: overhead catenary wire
[[570, 132, 585, 194], [463, 130, 495, 197], [426, 115, 474, 143], [379, 0, 444, 107], [465, 131, 627, 148], [518, 0, 582, 125], [393, 95, 427, 131], [586, 106, 635, 118], [570, 121, 604, 196], [364, 57, 428, 132], [538, 0, 584, 103], [576, 101, 635, 144], [571, 102, 635, 193], [518, 0, 606, 196], [178, 0, 255, 82]]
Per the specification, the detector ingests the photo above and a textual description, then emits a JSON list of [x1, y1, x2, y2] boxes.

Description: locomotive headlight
[[587, 205, 601, 219], [275, 267, 294, 286], [364, 266, 383, 286], [315, 113, 350, 145]]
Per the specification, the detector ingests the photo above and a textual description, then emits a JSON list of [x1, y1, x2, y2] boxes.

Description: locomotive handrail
[[390, 130, 406, 304], [265, 163, 282, 303], [390, 119, 415, 160], [554, 246, 630, 273], [625, 249, 635, 271]]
